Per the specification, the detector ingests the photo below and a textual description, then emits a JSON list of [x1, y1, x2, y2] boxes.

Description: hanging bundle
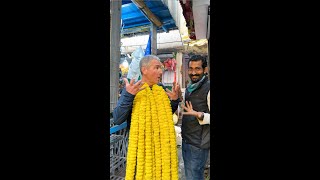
[[163, 58, 177, 71], [125, 83, 178, 180]]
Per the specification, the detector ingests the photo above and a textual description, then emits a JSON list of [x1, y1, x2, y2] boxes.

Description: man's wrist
[[197, 112, 204, 120], [171, 97, 179, 101]]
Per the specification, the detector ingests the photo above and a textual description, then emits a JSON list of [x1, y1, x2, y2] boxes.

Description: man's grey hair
[[139, 55, 160, 74]]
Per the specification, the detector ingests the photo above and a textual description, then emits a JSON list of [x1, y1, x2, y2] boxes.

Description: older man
[[112, 55, 181, 180], [113, 55, 180, 126]]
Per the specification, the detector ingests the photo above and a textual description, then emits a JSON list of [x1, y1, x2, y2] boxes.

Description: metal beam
[[161, 25, 168, 33], [131, 0, 163, 27]]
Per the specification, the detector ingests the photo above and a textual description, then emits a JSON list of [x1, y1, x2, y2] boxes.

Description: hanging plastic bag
[[127, 47, 144, 82]]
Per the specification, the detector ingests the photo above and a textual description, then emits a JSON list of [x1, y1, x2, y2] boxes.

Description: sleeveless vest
[[182, 77, 210, 149]]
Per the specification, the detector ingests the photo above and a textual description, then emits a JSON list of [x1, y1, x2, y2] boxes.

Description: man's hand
[[182, 101, 203, 119], [166, 82, 180, 100], [123, 78, 146, 95]]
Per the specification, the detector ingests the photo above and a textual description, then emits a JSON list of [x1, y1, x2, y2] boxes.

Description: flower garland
[[163, 58, 176, 71], [125, 83, 178, 180], [125, 88, 141, 180]]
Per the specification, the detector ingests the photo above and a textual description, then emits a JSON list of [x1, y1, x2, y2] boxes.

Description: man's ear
[[141, 66, 147, 75], [204, 67, 208, 74]]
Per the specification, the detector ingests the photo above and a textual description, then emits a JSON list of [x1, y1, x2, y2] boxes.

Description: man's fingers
[[181, 104, 189, 111], [175, 83, 180, 92], [186, 101, 193, 110], [172, 82, 177, 92], [186, 101, 190, 108], [165, 88, 172, 93], [138, 87, 146, 92], [130, 78, 135, 86], [134, 80, 142, 87], [188, 101, 193, 109], [123, 78, 129, 86], [182, 107, 189, 112]]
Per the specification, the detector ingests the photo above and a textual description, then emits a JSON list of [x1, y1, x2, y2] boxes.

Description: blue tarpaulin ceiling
[[121, 0, 177, 35]]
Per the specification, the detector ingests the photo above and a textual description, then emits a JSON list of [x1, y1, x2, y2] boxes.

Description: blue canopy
[[121, 0, 177, 34]]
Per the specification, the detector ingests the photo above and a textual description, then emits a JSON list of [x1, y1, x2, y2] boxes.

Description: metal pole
[[110, 0, 121, 112], [151, 24, 157, 55]]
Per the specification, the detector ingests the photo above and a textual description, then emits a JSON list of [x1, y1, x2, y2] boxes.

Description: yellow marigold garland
[[162, 92, 179, 180], [153, 85, 171, 180], [125, 90, 141, 180], [148, 86, 162, 180], [125, 83, 178, 180], [135, 87, 146, 180], [144, 87, 152, 179]]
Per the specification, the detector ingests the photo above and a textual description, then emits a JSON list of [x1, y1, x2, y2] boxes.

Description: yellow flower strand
[[144, 87, 153, 179], [162, 91, 179, 179], [125, 90, 141, 180], [149, 86, 162, 180], [154, 84, 178, 180], [153, 85, 173, 180], [136, 87, 146, 180]]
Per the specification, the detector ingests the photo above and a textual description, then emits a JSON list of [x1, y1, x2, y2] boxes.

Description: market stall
[[110, 0, 211, 179]]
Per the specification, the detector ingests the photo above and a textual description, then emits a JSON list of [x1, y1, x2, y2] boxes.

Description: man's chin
[[191, 78, 200, 83]]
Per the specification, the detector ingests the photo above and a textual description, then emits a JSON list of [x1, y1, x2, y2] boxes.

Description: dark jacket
[[182, 76, 210, 149], [112, 83, 180, 129]]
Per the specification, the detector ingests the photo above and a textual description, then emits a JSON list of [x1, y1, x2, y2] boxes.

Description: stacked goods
[[125, 83, 178, 180]]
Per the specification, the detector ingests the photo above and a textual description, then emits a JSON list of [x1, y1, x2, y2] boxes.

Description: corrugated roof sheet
[[121, 0, 177, 35]]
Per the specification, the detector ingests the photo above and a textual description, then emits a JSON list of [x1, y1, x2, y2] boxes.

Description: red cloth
[[179, 0, 196, 40]]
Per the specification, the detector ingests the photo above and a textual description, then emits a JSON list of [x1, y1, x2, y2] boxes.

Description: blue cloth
[[112, 83, 180, 127], [144, 33, 151, 56], [182, 141, 209, 180]]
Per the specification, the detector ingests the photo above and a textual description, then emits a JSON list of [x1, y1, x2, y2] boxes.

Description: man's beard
[[189, 74, 204, 83]]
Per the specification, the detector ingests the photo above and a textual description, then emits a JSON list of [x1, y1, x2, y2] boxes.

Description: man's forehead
[[189, 60, 202, 67], [150, 59, 162, 66]]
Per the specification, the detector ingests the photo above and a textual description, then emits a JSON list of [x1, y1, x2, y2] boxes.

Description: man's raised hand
[[166, 82, 180, 100], [123, 78, 146, 95]]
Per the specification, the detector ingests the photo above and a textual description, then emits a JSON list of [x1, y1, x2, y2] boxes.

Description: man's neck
[[141, 79, 154, 87]]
